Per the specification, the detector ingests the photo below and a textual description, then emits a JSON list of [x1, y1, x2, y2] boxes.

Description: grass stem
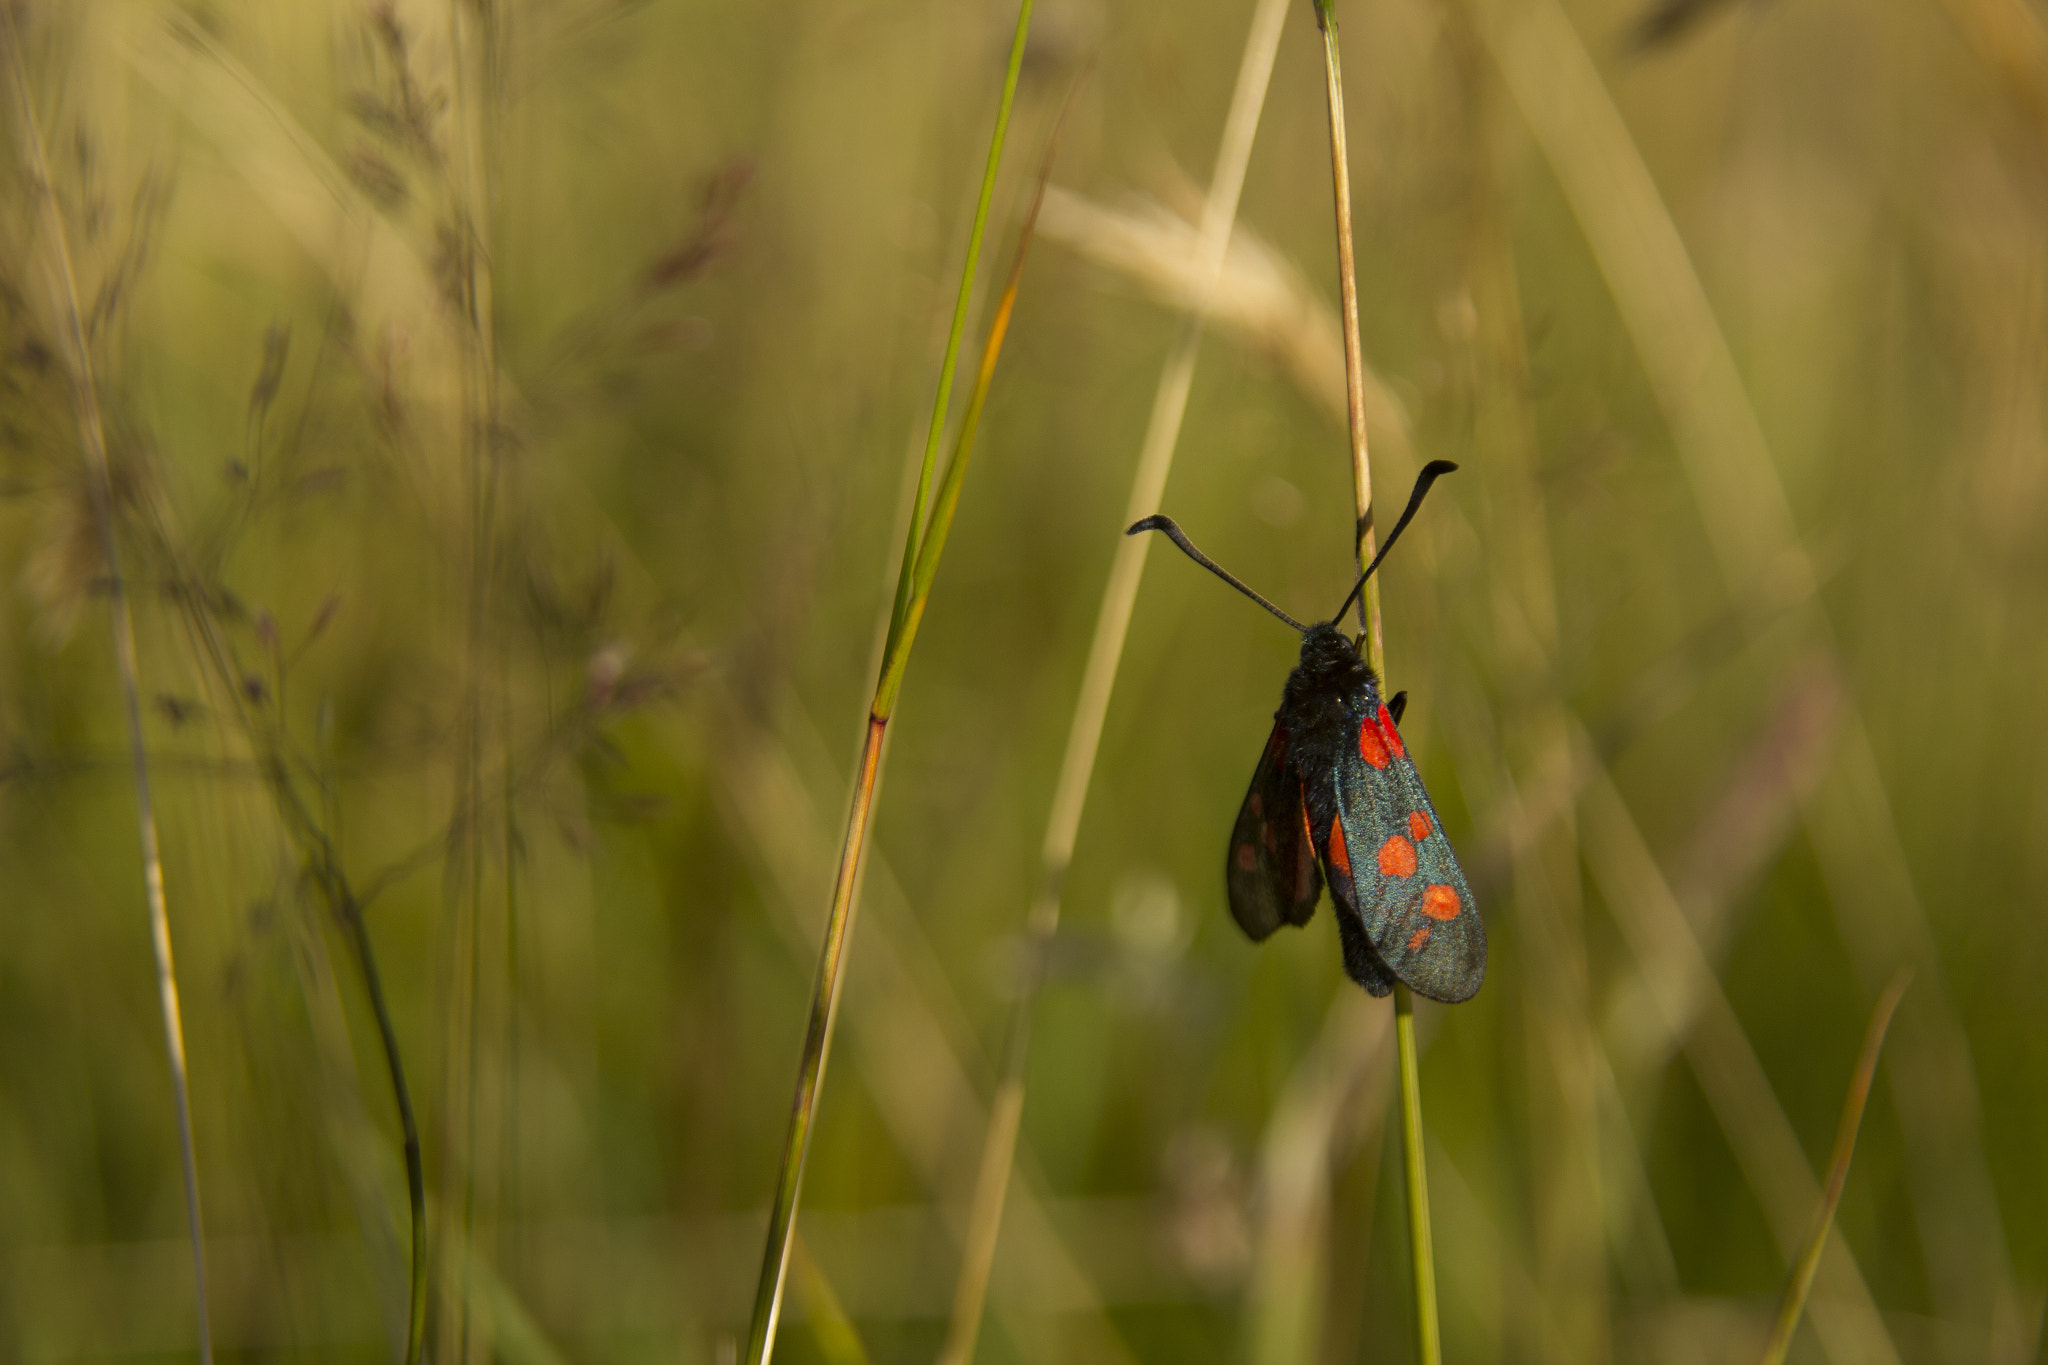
[[1314, 0, 1380, 650], [450, 5, 505, 1359], [743, 714, 887, 1365], [341, 887, 430, 1365], [3, 14, 215, 1362], [1758, 972, 1910, 1365], [1313, 3, 1443, 1359], [744, 7, 1039, 1358], [934, 3, 1290, 1358], [883, 1, 1035, 667], [1392, 988, 1441, 1365]]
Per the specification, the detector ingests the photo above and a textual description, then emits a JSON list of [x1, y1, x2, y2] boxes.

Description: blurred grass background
[[2, 0, 2045, 1362]]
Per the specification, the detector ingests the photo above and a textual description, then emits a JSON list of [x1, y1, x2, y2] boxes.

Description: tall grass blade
[[743, 5, 1039, 1358], [883, 1, 1036, 664], [1759, 972, 1911, 1365], [935, 2, 1289, 1358], [2, 12, 215, 1361]]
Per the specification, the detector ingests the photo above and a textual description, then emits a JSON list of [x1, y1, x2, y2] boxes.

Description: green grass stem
[[1758, 972, 1910, 1365], [1392, 988, 1441, 1364], [742, 7, 1039, 1358]]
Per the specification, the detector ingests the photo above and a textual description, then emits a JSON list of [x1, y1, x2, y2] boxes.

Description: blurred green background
[[2, 0, 2044, 1362]]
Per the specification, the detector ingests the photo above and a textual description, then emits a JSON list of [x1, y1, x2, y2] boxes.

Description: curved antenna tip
[[1130, 513, 1307, 633]]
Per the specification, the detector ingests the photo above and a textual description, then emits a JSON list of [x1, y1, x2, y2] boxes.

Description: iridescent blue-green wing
[[1225, 722, 1323, 941], [1331, 702, 1485, 1003]]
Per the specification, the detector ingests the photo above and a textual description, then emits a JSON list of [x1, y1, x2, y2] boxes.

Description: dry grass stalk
[[1033, 186, 1414, 462], [2, 10, 214, 1361]]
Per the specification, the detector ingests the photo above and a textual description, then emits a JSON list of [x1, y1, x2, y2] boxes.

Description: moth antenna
[[1330, 459, 1459, 624], [1127, 515, 1309, 633]]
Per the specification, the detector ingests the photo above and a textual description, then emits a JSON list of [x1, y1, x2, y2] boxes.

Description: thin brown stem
[[1315, 4, 1379, 650], [450, 5, 504, 1362], [1314, 5, 1441, 1361], [3, 14, 214, 1362]]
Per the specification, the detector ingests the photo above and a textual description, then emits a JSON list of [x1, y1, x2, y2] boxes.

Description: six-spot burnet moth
[[1128, 460, 1484, 1003]]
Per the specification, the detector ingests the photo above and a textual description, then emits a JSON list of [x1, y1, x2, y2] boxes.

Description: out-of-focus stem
[[1758, 973, 1910, 1365], [3, 14, 215, 1363]]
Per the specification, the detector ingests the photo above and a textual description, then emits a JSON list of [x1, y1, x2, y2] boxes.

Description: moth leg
[[1387, 691, 1408, 726]]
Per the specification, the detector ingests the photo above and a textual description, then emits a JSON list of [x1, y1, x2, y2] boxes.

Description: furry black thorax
[[1278, 621, 1383, 779]]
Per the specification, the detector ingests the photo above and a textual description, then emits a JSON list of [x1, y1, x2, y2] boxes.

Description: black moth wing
[[1225, 722, 1323, 941], [1331, 704, 1485, 1003]]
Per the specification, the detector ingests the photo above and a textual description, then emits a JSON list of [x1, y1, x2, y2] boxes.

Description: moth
[[1130, 460, 1484, 1002]]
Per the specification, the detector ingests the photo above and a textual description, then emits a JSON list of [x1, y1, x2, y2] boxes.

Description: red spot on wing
[[1377, 705, 1406, 759], [1269, 728, 1288, 761], [1249, 792, 1263, 818], [1422, 884, 1461, 921], [1408, 810, 1432, 841], [1406, 926, 1431, 952], [1326, 816, 1351, 876], [1358, 718, 1389, 769], [1236, 843, 1258, 872], [1377, 834, 1417, 878]]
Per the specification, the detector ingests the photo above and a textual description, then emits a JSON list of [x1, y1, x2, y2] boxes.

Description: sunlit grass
[[0, 0, 2040, 1362]]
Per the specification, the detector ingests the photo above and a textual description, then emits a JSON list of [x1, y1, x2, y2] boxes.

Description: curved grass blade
[[1759, 972, 1911, 1365]]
